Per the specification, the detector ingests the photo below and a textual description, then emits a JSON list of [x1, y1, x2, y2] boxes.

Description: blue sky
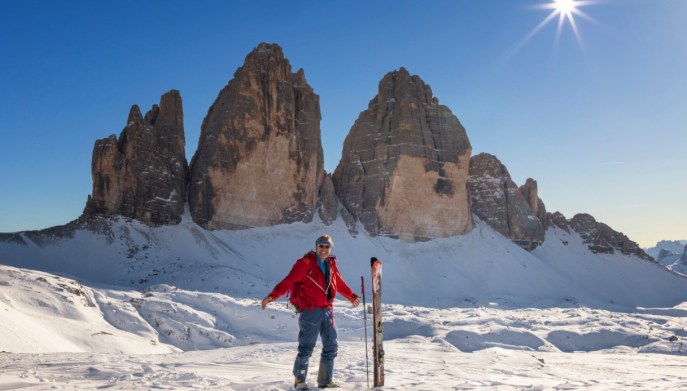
[[1, 0, 685, 247]]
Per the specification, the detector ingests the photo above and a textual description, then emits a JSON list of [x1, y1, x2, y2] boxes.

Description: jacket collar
[[307, 251, 336, 263]]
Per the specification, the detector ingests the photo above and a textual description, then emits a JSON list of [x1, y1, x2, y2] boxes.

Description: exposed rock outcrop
[[520, 178, 548, 228], [680, 245, 687, 264], [548, 212, 570, 233], [67, 40, 656, 265], [549, 212, 653, 261], [332, 68, 473, 241], [466, 153, 510, 236], [84, 90, 187, 225], [188, 43, 325, 229], [467, 153, 547, 250], [317, 174, 338, 225], [657, 249, 676, 264]]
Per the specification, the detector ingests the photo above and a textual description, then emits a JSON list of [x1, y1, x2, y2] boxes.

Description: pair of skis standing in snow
[[261, 235, 384, 389]]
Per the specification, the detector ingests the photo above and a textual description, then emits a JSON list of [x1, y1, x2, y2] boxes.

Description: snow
[[1, 213, 687, 389], [153, 189, 179, 203]]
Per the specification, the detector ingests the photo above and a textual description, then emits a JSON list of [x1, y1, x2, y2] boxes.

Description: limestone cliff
[[333, 68, 473, 240], [84, 90, 187, 225], [467, 153, 547, 250], [188, 43, 324, 229]]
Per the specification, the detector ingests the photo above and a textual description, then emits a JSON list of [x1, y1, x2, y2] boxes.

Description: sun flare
[[507, 0, 597, 56], [554, 0, 577, 15]]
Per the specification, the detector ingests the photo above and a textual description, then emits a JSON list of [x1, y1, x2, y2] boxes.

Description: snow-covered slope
[[3, 260, 686, 355], [2, 214, 686, 309], [1, 215, 687, 389], [0, 266, 177, 354]]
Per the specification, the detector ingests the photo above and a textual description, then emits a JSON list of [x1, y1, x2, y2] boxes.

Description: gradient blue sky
[[1, 0, 685, 247]]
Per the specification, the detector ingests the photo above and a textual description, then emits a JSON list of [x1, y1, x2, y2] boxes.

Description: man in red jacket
[[262, 234, 360, 389]]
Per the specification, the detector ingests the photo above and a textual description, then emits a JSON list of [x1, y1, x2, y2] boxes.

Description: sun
[[553, 0, 577, 15], [545, 0, 591, 41], [507, 0, 597, 56]]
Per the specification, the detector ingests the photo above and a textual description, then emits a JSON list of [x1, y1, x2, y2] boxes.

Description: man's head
[[315, 234, 333, 259]]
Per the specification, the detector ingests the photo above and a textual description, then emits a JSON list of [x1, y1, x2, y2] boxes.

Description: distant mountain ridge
[[646, 240, 687, 259], [646, 240, 687, 274], [1, 42, 649, 263]]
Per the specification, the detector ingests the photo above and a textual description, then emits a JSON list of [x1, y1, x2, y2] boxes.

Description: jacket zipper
[[306, 260, 332, 295]]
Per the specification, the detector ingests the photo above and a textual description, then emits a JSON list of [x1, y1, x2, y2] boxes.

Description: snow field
[[1, 213, 687, 389]]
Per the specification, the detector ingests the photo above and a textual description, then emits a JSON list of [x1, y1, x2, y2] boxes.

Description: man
[[262, 234, 361, 389]]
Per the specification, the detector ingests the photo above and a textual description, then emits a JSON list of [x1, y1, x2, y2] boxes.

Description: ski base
[[371, 257, 384, 387]]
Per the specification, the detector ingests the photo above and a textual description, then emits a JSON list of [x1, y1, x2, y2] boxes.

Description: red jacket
[[268, 252, 359, 310]]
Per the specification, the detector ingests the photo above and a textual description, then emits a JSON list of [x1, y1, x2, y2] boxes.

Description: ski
[[370, 257, 384, 387]]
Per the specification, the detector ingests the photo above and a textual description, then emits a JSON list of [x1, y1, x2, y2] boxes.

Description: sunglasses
[[317, 244, 331, 249]]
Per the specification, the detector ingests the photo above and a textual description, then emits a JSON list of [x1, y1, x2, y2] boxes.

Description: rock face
[[657, 249, 677, 264], [317, 174, 338, 225], [188, 43, 324, 229], [72, 41, 656, 265], [467, 153, 547, 250], [84, 90, 187, 225], [646, 240, 687, 263], [333, 68, 473, 240], [548, 212, 570, 233], [680, 245, 687, 264], [550, 212, 653, 261], [466, 153, 509, 235]]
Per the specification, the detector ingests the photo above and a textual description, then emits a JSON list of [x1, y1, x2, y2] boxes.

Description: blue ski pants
[[293, 307, 337, 384]]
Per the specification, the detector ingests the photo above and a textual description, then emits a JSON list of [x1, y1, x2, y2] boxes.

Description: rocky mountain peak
[[549, 212, 652, 261], [146, 90, 183, 129], [84, 90, 188, 226], [376, 67, 439, 106], [188, 43, 324, 230], [72, 41, 658, 267], [127, 105, 143, 125], [333, 68, 473, 241], [467, 153, 547, 250], [238, 42, 291, 80]]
